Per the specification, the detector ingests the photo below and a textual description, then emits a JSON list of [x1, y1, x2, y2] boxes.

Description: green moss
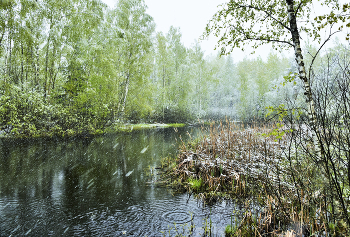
[[188, 178, 203, 192]]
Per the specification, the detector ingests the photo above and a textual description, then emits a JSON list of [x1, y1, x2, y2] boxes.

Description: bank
[[0, 122, 187, 139]]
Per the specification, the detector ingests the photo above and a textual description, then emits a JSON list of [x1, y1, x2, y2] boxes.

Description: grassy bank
[[0, 122, 186, 139], [159, 121, 349, 236], [113, 123, 186, 132]]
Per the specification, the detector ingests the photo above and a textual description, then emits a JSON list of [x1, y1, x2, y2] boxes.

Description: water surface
[[0, 127, 239, 236]]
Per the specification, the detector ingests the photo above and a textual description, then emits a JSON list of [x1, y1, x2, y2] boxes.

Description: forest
[[0, 0, 304, 138], [2, 0, 350, 235]]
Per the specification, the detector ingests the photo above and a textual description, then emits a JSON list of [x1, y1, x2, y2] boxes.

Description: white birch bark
[[285, 0, 322, 157]]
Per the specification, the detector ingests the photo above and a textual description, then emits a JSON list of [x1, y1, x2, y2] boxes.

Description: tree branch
[[308, 27, 341, 80], [246, 37, 294, 47], [235, 4, 291, 31], [295, 1, 303, 16], [235, 27, 294, 47]]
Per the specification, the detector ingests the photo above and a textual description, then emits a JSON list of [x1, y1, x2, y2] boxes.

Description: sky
[[101, 0, 349, 61], [101, 0, 225, 52], [101, 0, 272, 60]]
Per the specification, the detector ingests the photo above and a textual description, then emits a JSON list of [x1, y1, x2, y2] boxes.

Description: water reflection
[[0, 127, 236, 236]]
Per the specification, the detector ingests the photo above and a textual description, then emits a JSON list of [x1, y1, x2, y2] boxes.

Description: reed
[[160, 120, 350, 236], [163, 120, 286, 199]]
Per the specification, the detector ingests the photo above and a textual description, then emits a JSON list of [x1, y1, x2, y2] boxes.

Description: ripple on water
[[124, 205, 145, 223], [162, 210, 193, 224], [106, 205, 147, 232]]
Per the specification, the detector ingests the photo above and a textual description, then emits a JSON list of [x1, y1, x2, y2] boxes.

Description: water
[[0, 127, 239, 236]]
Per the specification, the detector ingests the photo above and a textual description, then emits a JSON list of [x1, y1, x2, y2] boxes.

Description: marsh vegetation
[[162, 48, 350, 236], [163, 120, 350, 235]]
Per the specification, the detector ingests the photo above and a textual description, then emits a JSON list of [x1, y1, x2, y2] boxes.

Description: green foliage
[[152, 106, 194, 123], [225, 224, 235, 237], [3, 0, 339, 138], [112, 0, 155, 121], [0, 86, 111, 138], [188, 178, 203, 192], [266, 104, 287, 121], [282, 72, 298, 85], [203, 0, 348, 55], [262, 104, 296, 140]]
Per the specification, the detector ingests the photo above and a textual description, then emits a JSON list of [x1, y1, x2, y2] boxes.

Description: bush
[[0, 87, 113, 138], [152, 105, 194, 123]]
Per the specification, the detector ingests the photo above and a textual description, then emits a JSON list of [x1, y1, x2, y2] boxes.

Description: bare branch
[[295, 1, 303, 16], [308, 26, 341, 80], [235, 27, 294, 47]]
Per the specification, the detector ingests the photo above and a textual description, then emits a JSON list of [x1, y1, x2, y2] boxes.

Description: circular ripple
[[162, 211, 193, 224]]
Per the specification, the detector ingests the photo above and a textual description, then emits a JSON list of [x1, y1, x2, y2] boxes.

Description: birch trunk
[[44, 21, 53, 100], [285, 0, 322, 157], [120, 72, 130, 120], [163, 66, 165, 121], [286, 0, 350, 225]]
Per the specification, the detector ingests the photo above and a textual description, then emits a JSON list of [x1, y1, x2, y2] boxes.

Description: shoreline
[[0, 122, 187, 139]]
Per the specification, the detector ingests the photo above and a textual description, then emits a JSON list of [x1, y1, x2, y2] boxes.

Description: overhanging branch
[[234, 4, 291, 32]]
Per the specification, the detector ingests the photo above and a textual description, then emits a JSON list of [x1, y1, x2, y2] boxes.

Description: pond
[[0, 127, 240, 236]]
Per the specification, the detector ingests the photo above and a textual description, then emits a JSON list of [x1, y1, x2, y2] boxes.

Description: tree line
[[0, 0, 294, 137]]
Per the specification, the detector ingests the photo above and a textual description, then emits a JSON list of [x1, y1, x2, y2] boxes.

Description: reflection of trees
[[0, 129, 193, 198], [0, 139, 58, 197], [40, 169, 54, 199], [0, 127, 202, 234], [0, 143, 11, 194], [63, 165, 81, 219]]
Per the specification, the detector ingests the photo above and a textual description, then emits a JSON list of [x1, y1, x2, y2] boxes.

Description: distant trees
[[0, 0, 309, 137], [153, 28, 212, 122]]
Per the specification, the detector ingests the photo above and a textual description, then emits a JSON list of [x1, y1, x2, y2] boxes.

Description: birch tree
[[113, 0, 155, 121], [204, 0, 349, 151], [153, 27, 192, 122], [155, 32, 169, 120], [204, 0, 350, 225]]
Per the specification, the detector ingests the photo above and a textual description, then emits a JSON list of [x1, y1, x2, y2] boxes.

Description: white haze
[[101, 0, 349, 61], [101, 0, 273, 60]]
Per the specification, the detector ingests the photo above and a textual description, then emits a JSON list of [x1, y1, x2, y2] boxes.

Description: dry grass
[[170, 121, 287, 199], [160, 120, 350, 236]]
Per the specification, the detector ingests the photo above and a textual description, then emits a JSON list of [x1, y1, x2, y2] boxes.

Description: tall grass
[[161, 120, 349, 236]]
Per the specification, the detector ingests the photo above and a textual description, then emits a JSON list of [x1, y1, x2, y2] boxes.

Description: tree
[[166, 26, 188, 114], [112, 0, 155, 121], [204, 0, 350, 226], [153, 26, 193, 122], [205, 54, 238, 119], [154, 31, 170, 120], [188, 42, 209, 118], [204, 0, 348, 129], [203, 0, 349, 156]]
